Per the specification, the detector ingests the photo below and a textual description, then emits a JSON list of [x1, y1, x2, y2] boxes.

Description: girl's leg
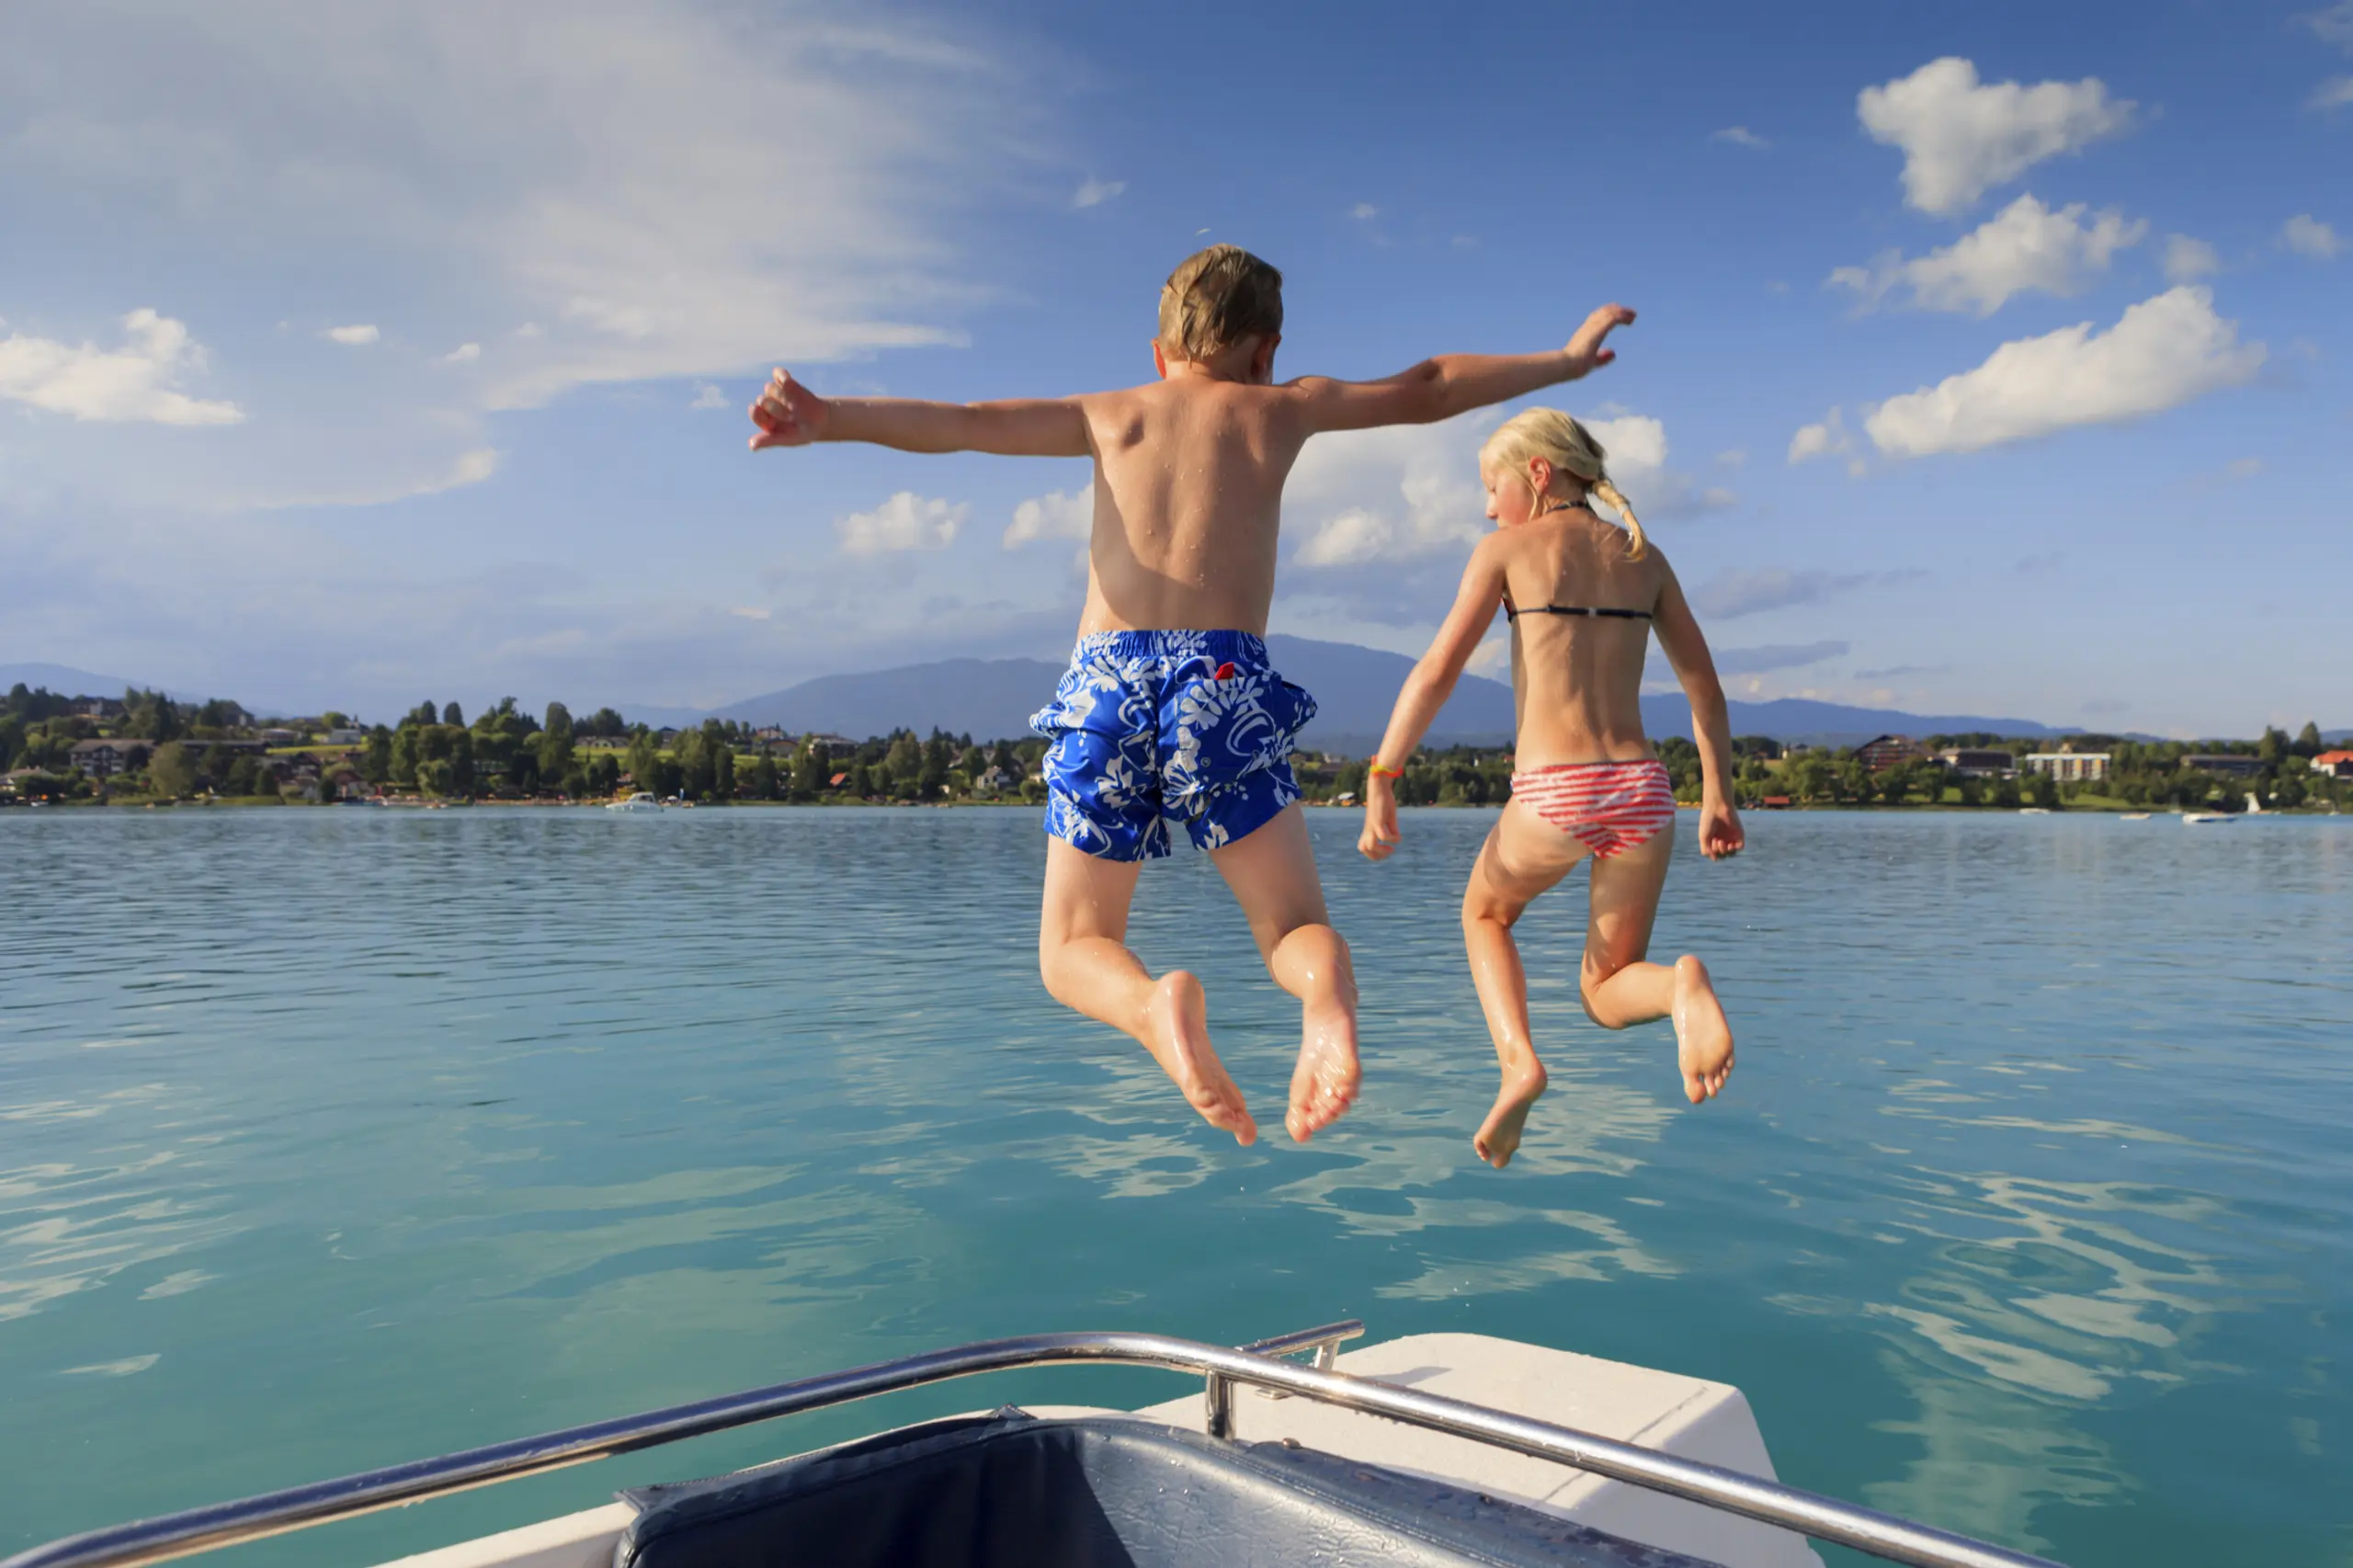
[[1461, 801, 1586, 1166], [1580, 829, 1733, 1103], [1040, 838, 1257, 1143]]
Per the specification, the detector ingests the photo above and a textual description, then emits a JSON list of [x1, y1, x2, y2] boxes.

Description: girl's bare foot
[[1142, 971, 1256, 1144], [1474, 1059, 1548, 1167], [1669, 955, 1733, 1104], [1285, 994, 1359, 1142]]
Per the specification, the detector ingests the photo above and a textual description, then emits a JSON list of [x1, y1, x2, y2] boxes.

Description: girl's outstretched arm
[[1358, 538, 1508, 861], [749, 369, 1089, 457], [1651, 556, 1745, 860]]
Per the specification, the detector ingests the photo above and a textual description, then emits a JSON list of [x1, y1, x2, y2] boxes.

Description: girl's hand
[[749, 369, 830, 449], [1358, 781, 1402, 860], [1563, 304, 1635, 377], [1699, 797, 1745, 860]]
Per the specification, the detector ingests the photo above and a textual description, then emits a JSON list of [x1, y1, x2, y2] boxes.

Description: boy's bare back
[[1073, 370, 1324, 637]]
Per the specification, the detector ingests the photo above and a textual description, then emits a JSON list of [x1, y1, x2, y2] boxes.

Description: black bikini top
[[1504, 602, 1652, 622], [1504, 501, 1654, 621]]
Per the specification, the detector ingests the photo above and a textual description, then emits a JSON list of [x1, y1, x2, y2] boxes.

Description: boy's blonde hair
[[1479, 408, 1647, 560], [1158, 244, 1284, 362]]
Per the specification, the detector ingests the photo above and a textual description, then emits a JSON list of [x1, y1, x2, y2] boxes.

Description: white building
[[2022, 750, 2110, 783]]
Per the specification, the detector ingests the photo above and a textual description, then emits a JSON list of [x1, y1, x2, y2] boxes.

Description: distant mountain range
[[676, 636, 2094, 751], [13, 648, 2340, 750], [0, 663, 231, 710]]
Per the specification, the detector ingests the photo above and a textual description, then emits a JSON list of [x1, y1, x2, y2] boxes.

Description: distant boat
[[2120, 812, 2151, 821], [606, 791, 664, 812], [2018, 807, 2052, 815], [2183, 812, 2235, 825]]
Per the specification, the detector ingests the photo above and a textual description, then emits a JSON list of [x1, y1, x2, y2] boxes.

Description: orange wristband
[[1368, 761, 1404, 778]]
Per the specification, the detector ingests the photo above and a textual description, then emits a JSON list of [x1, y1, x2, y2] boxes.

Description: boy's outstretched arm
[[1294, 305, 1635, 435], [749, 369, 1088, 458], [1358, 539, 1508, 861], [1651, 558, 1745, 861]]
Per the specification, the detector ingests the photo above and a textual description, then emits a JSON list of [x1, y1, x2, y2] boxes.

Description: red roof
[[829, 771, 849, 786], [2315, 751, 2353, 766]]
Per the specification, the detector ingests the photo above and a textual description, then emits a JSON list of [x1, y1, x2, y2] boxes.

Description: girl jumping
[[1358, 410, 1743, 1167]]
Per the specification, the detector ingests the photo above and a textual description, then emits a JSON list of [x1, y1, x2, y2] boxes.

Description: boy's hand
[[1563, 305, 1636, 378], [1699, 796, 1744, 860], [1358, 779, 1402, 861], [748, 369, 830, 450]]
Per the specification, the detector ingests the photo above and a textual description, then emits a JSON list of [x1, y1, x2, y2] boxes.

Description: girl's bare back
[[1494, 506, 1676, 768]]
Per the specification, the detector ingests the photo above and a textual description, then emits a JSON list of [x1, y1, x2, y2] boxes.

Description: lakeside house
[[68, 738, 153, 778], [2023, 748, 2111, 783], [2309, 750, 2353, 778], [1855, 735, 1921, 772], [1935, 747, 2018, 778], [258, 727, 301, 745], [2179, 754, 2265, 778], [326, 727, 365, 744]]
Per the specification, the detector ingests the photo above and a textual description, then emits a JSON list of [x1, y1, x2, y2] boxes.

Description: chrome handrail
[[2, 1321, 2063, 1568]]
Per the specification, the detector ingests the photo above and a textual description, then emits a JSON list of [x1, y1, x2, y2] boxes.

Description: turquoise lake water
[[2, 806, 2347, 1566]]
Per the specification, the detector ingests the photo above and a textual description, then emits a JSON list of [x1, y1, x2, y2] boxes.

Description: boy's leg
[[1579, 828, 1733, 1104], [1461, 801, 1586, 1166], [1204, 803, 1358, 1142], [1040, 838, 1257, 1144]]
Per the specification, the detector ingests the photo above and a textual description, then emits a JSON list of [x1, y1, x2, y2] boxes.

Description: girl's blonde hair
[[1479, 408, 1646, 560]]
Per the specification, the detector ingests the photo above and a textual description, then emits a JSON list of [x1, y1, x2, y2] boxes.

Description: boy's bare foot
[[1474, 1059, 1548, 1168], [1670, 955, 1733, 1104], [1285, 994, 1359, 1142], [1142, 971, 1256, 1144]]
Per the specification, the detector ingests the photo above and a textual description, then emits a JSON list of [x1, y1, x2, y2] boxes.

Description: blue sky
[[2, 0, 2346, 736]]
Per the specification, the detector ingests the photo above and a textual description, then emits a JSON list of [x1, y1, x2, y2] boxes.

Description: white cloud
[[1286, 409, 1724, 570], [1350, 202, 1379, 221], [324, 324, 380, 346], [837, 491, 967, 555], [443, 342, 482, 363], [1711, 126, 1768, 148], [2282, 214, 2342, 258], [2306, 1, 2353, 49], [248, 446, 501, 510], [1829, 194, 2145, 315], [1857, 58, 2136, 216], [0, 308, 244, 425], [1003, 487, 1091, 549], [2312, 75, 2353, 110], [1714, 640, 1850, 675], [2163, 234, 2222, 283], [1694, 569, 1880, 619], [688, 381, 727, 410], [1286, 415, 1491, 569], [728, 605, 770, 620], [1295, 508, 1395, 567], [1861, 287, 2265, 459], [1072, 176, 1125, 209], [0, 0, 1030, 491], [1787, 408, 1866, 475]]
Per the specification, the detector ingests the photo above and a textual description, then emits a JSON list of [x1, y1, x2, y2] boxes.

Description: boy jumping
[[751, 245, 1633, 1147]]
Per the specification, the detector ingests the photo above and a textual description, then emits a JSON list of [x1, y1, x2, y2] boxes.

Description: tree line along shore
[[4, 684, 2347, 814]]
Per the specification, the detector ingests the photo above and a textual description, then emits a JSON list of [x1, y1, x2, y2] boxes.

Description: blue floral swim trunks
[[1030, 630, 1318, 861]]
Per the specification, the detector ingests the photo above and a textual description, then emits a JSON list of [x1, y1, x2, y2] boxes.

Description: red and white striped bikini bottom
[[1509, 759, 1677, 859]]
